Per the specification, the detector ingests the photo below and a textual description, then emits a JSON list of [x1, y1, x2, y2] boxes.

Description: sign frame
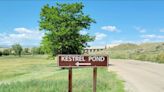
[[57, 54, 109, 67]]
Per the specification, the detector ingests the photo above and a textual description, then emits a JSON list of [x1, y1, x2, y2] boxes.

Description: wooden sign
[[58, 55, 108, 67]]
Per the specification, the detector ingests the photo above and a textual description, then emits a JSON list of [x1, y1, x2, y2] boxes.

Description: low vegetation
[[0, 56, 124, 92], [0, 51, 2, 56], [109, 42, 164, 63], [0, 46, 44, 57]]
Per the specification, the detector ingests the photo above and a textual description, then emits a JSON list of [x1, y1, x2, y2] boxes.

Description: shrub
[[156, 53, 164, 63], [0, 51, 2, 56], [22, 48, 31, 55], [3, 49, 10, 56], [138, 54, 146, 61], [12, 44, 22, 57], [32, 47, 45, 55]]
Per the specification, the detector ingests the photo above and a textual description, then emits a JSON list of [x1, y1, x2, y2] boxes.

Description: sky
[[0, 0, 164, 47]]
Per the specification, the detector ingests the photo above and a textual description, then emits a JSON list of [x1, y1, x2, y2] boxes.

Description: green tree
[[12, 44, 23, 57], [2, 49, 10, 56], [31, 47, 37, 55], [0, 51, 2, 56], [39, 2, 95, 56], [37, 47, 45, 54], [31, 47, 44, 55], [23, 48, 30, 55], [24, 48, 29, 53]]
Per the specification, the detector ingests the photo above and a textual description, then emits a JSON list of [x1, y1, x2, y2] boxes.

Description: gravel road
[[108, 59, 164, 92]]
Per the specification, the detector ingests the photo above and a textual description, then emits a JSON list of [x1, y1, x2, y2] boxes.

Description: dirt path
[[108, 59, 164, 92]]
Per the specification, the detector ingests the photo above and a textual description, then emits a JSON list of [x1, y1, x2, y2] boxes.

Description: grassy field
[[0, 55, 124, 92]]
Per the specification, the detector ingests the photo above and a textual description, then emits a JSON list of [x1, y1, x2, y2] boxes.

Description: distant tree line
[[0, 44, 45, 57]]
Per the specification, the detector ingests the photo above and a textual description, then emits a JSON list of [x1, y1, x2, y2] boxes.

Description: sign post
[[68, 67, 72, 92], [58, 55, 108, 92], [93, 67, 97, 92]]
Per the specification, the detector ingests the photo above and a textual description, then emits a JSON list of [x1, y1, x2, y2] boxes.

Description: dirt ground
[[108, 59, 164, 92]]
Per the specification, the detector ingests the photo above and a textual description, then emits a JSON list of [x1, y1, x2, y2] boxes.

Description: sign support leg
[[68, 67, 72, 92], [93, 67, 97, 92]]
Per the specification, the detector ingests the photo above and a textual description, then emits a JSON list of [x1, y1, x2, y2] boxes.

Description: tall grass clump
[[156, 53, 164, 63]]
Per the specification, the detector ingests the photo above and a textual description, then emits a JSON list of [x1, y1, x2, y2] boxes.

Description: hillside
[[110, 43, 139, 50], [109, 42, 164, 63]]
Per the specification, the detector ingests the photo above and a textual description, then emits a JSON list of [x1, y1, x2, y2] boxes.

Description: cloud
[[159, 29, 164, 32], [14, 27, 44, 40], [134, 26, 146, 33], [101, 25, 118, 32], [141, 34, 164, 39], [111, 40, 135, 44], [139, 29, 146, 33], [80, 30, 88, 35], [14, 28, 33, 33], [111, 39, 152, 44], [111, 40, 124, 44], [95, 32, 107, 40], [0, 27, 44, 46], [142, 39, 150, 42]]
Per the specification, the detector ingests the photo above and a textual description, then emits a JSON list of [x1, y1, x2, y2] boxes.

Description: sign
[[58, 55, 108, 67], [57, 54, 109, 92]]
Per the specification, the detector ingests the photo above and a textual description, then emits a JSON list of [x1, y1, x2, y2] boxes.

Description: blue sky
[[0, 0, 164, 47]]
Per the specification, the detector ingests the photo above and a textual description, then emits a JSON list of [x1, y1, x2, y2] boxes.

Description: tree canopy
[[39, 2, 95, 56], [12, 44, 22, 57]]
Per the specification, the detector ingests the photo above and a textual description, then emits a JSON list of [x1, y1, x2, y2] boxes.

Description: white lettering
[[61, 56, 66, 61], [61, 56, 85, 62], [89, 56, 105, 62]]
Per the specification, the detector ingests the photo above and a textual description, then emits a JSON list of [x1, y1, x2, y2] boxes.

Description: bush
[[0, 51, 2, 56], [22, 48, 31, 55], [156, 53, 164, 63], [137, 54, 146, 61], [32, 47, 45, 55], [3, 49, 10, 56], [12, 44, 22, 57]]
